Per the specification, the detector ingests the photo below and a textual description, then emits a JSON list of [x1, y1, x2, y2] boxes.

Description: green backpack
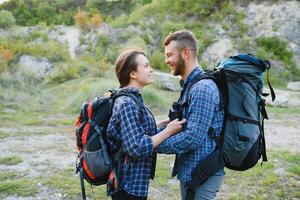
[[186, 53, 276, 200]]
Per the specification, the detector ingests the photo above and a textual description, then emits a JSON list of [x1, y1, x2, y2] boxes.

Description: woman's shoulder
[[113, 95, 140, 110]]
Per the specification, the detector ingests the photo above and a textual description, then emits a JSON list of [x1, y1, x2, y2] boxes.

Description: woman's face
[[131, 54, 153, 87]]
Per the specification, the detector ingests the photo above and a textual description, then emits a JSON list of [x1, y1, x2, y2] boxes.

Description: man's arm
[[155, 80, 219, 154]]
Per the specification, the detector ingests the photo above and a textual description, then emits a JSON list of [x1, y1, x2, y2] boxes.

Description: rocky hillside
[[0, 0, 300, 87]]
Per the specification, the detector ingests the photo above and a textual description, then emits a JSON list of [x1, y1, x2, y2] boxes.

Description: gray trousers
[[180, 174, 223, 200]]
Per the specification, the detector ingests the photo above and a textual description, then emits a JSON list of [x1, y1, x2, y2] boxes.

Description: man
[[155, 30, 224, 200]]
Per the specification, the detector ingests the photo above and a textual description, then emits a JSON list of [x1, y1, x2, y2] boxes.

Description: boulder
[[203, 38, 236, 68], [154, 71, 179, 91], [287, 82, 300, 91], [16, 55, 53, 79], [266, 94, 289, 108]]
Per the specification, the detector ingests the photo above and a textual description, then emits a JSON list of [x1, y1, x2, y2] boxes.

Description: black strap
[[150, 153, 157, 179], [227, 114, 260, 126], [186, 183, 195, 200], [144, 105, 157, 180], [80, 168, 86, 200], [88, 119, 111, 165], [111, 91, 143, 121], [259, 99, 269, 120], [266, 69, 276, 101], [261, 118, 267, 162]]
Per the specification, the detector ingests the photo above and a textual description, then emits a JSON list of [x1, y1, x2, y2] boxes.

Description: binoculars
[[168, 102, 182, 121]]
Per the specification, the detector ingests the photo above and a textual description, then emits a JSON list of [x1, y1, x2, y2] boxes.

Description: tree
[[36, 2, 56, 25], [12, 1, 34, 25], [0, 10, 16, 28]]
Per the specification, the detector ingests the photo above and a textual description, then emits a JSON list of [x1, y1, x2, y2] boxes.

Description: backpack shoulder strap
[[111, 90, 143, 121], [185, 72, 221, 109]]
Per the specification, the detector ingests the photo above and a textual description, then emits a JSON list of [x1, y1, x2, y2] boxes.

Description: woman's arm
[[152, 118, 186, 148]]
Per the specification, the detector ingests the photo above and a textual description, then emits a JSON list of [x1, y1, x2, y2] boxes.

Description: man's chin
[[171, 70, 180, 76], [170, 69, 177, 76]]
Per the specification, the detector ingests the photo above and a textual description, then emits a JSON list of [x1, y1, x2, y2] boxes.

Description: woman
[[107, 49, 186, 200]]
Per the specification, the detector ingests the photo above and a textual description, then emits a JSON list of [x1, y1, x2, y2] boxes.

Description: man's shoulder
[[192, 78, 218, 93]]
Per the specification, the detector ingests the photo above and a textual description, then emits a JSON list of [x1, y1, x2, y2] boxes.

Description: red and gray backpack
[[75, 90, 141, 200]]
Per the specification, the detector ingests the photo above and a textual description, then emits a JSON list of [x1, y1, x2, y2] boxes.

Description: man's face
[[164, 41, 185, 76]]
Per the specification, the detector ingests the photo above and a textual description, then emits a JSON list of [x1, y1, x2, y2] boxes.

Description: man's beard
[[173, 55, 185, 76]]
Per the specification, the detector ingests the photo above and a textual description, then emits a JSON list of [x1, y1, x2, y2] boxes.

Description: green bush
[[161, 21, 185, 41], [46, 62, 85, 84], [0, 59, 9, 74], [28, 30, 48, 42], [0, 10, 16, 29], [126, 36, 148, 53], [12, 2, 34, 26], [256, 36, 294, 67], [36, 2, 56, 25], [150, 50, 168, 72]]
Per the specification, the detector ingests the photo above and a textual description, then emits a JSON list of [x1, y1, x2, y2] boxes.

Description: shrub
[[36, 2, 56, 25], [88, 59, 109, 77], [0, 48, 14, 61], [150, 50, 169, 72], [125, 36, 147, 52], [46, 63, 80, 84], [12, 2, 34, 26], [161, 21, 185, 41], [74, 9, 89, 31], [91, 13, 103, 29], [0, 59, 9, 74], [0, 10, 16, 29], [256, 36, 294, 67]]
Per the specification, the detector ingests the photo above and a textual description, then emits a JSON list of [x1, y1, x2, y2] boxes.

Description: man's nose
[[165, 59, 170, 64]]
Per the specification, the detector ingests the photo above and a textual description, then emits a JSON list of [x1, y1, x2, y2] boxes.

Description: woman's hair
[[115, 49, 146, 88]]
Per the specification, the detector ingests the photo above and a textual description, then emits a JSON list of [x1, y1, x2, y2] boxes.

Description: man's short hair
[[163, 30, 198, 57]]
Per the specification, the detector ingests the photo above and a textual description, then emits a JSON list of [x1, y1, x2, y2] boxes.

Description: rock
[[287, 82, 300, 91], [156, 78, 177, 91], [266, 94, 288, 107], [48, 26, 80, 59], [154, 71, 179, 91], [203, 38, 236, 67], [242, 1, 300, 67], [75, 44, 89, 57], [16, 55, 54, 79]]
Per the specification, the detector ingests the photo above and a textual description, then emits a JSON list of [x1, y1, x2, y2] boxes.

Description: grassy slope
[[1, 66, 300, 199]]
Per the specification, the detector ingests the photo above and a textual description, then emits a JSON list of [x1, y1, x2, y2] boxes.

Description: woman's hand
[[156, 118, 170, 129], [164, 118, 186, 137], [151, 118, 186, 148]]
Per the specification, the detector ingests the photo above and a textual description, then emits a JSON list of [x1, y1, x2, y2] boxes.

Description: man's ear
[[182, 48, 190, 60]]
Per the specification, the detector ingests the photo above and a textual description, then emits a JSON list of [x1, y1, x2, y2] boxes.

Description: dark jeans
[[112, 190, 147, 200]]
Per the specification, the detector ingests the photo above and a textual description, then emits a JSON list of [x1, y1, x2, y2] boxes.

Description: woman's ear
[[130, 70, 137, 80]]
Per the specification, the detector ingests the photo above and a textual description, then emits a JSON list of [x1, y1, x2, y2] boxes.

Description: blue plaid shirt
[[156, 67, 224, 183], [107, 87, 156, 197]]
